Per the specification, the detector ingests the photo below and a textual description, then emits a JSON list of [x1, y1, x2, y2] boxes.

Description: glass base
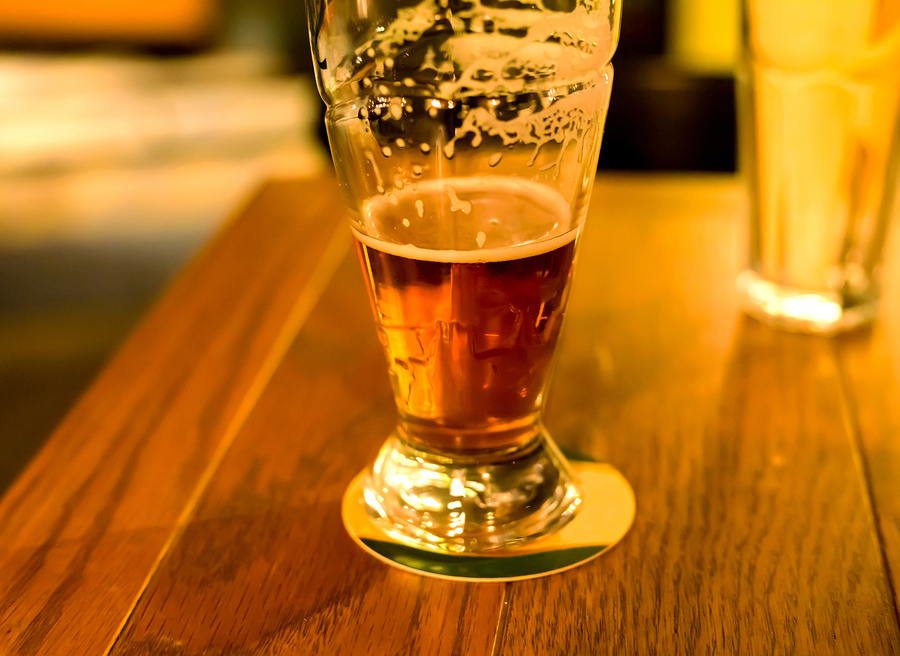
[[737, 270, 878, 334], [361, 431, 582, 554]]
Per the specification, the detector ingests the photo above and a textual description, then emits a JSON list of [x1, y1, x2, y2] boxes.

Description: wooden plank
[[4, 174, 897, 655], [0, 178, 349, 656], [499, 176, 900, 655], [836, 226, 900, 622], [109, 252, 504, 656]]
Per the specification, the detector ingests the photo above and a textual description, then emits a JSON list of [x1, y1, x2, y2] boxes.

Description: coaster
[[342, 460, 635, 581]]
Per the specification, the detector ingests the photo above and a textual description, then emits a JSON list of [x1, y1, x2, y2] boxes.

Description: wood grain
[[2, 174, 899, 655], [109, 252, 504, 656], [0, 179, 348, 656], [499, 176, 900, 655], [836, 223, 900, 625]]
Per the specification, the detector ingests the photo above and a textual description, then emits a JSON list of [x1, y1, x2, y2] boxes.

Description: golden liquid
[[744, 1, 900, 296]]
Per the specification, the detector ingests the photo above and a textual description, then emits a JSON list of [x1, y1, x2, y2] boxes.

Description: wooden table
[[2, 175, 900, 655]]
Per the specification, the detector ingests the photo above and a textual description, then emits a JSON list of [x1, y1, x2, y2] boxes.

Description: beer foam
[[353, 224, 577, 264], [353, 176, 576, 263]]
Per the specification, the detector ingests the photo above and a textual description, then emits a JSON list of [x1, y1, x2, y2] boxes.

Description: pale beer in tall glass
[[738, 0, 900, 332]]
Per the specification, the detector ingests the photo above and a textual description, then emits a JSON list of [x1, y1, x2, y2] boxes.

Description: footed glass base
[[360, 431, 582, 554], [737, 270, 878, 334]]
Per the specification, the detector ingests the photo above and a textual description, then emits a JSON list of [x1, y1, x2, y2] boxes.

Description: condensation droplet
[[362, 77, 373, 89], [393, 174, 404, 189], [395, 138, 406, 149], [385, 57, 395, 68], [489, 153, 502, 167], [415, 200, 424, 217], [404, 104, 414, 113], [412, 165, 424, 176], [403, 78, 416, 87], [428, 107, 438, 118], [378, 84, 391, 96], [382, 146, 392, 157], [402, 218, 411, 227], [376, 185, 385, 193], [388, 193, 399, 206], [389, 104, 403, 120], [476, 231, 486, 247], [366, 48, 376, 58], [489, 218, 499, 225], [420, 143, 431, 154]]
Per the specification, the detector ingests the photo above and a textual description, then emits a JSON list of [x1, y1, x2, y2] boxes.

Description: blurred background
[[0, 0, 738, 493]]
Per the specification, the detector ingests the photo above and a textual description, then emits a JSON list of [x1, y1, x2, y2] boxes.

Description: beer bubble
[[476, 231, 486, 247], [489, 153, 502, 167], [402, 218, 411, 227], [415, 199, 424, 217], [420, 143, 431, 154], [489, 218, 499, 225], [382, 146, 392, 157]]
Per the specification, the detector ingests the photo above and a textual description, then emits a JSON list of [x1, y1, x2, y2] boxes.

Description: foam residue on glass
[[311, 0, 618, 253]]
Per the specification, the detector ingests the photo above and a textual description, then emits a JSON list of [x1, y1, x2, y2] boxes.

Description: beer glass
[[306, 0, 622, 552], [737, 0, 900, 333]]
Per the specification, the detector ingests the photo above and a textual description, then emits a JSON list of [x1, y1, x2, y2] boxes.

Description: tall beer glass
[[737, 0, 900, 333], [307, 0, 622, 552]]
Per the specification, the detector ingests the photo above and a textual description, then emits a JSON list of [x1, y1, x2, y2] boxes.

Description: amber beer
[[353, 177, 577, 454]]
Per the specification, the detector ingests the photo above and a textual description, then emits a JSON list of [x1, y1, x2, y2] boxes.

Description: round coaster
[[342, 460, 635, 581]]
